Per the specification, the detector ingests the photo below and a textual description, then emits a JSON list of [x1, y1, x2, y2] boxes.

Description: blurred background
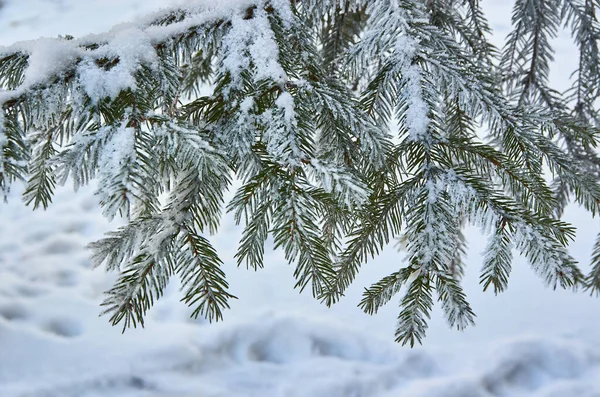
[[1, 1, 600, 396]]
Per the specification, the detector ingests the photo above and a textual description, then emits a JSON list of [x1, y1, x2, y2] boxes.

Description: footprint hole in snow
[[80, 196, 99, 212], [78, 258, 93, 269], [61, 221, 88, 234], [310, 336, 346, 359], [42, 238, 81, 255], [395, 352, 438, 378], [55, 269, 79, 287], [247, 340, 274, 363], [125, 375, 154, 390], [244, 334, 345, 364], [482, 339, 590, 394], [42, 318, 83, 338], [0, 304, 30, 321], [483, 360, 545, 394], [24, 230, 52, 244], [16, 284, 46, 297]]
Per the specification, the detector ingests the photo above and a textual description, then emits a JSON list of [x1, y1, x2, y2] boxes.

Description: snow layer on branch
[[309, 158, 370, 207], [221, 6, 287, 93], [276, 91, 295, 123], [0, 0, 295, 105], [262, 91, 304, 164], [77, 28, 157, 103], [357, 0, 430, 143], [445, 171, 496, 234], [299, 0, 366, 19], [512, 222, 579, 288], [21, 38, 80, 89], [96, 123, 137, 219], [393, 35, 430, 143], [406, 170, 455, 270], [98, 124, 136, 182]]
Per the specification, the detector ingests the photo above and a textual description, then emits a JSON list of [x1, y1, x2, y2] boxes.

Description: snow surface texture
[[1, 0, 600, 396]]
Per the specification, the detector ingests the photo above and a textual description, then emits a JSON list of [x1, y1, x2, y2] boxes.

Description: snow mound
[[481, 337, 600, 395], [197, 314, 406, 365], [388, 337, 600, 397]]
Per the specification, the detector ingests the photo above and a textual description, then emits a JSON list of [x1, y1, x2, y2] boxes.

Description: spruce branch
[[435, 272, 476, 331], [360, 268, 414, 315], [395, 271, 434, 347], [176, 226, 235, 322], [2, 0, 600, 345], [481, 219, 513, 294], [587, 230, 600, 295]]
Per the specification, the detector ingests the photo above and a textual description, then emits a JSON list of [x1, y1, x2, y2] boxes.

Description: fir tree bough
[[1, 0, 600, 345]]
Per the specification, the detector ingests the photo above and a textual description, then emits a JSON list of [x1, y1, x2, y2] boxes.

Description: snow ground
[[1, 1, 600, 396]]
